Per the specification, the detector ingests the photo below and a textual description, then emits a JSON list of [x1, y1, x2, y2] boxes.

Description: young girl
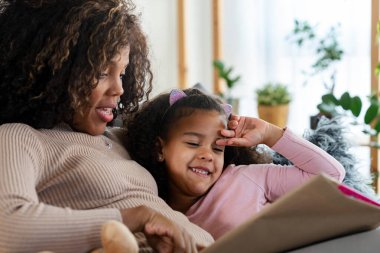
[[126, 88, 345, 239]]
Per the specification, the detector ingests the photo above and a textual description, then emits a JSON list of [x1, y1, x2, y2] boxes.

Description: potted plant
[[317, 91, 380, 147], [255, 82, 292, 127], [213, 59, 241, 113], [287, 19, 344, 128]]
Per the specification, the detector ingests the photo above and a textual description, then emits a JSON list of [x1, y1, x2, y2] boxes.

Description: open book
[[201, 174, 380, 253]]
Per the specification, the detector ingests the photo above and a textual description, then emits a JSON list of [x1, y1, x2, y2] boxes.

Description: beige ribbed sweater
[[0, 123, 213, 253]]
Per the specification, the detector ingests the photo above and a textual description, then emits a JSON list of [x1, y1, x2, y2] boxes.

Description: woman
[[0, 0, 213, 252]]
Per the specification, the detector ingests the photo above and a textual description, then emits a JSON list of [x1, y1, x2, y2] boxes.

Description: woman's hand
[[120, 206, 198, 253], [216, 115, 284, 147]]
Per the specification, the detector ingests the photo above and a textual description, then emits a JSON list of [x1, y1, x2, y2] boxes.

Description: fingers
[[220, 129, 235, 138], [216, 138, 234, 146], [230, 114, 240, 121], [227, 115, 240, 130], [216, 136, 251, 147], [145, 234, 173, 253], [218, 138, 252, 147], [145, 222, 172, 237], [197, 244, 206, 252], [173, 230, 187, 253], [144, 216, 197, 253], [145, 225, 178, 253], [123, 206, 197, 253], [183, 231, 198, 253]]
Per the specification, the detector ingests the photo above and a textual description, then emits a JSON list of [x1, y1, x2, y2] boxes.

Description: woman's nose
[[110, 77, 124, 97]]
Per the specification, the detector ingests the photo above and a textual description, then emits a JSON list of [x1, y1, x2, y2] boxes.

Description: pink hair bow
[[169, 89, 232, 117]]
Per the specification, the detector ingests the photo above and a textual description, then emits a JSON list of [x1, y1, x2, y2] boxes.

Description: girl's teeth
[[191, 168, 209, 175]]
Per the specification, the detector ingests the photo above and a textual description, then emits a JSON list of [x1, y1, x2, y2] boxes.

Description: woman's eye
[[119, 73, 126, 80], [99, 73, 108, 79]]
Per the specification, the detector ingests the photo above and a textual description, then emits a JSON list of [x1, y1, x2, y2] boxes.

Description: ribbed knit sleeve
[[0, 123, 213, 252], [0, 124, 122, 252]]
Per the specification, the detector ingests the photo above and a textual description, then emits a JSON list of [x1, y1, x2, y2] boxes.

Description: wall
[[135, 0, 213, 95]]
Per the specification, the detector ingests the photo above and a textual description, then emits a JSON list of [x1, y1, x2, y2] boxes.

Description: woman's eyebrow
[[108, 61, 129, 69]]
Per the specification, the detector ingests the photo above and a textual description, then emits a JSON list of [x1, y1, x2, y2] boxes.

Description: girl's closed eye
[[213, 145, 224, 153], [185, 141, 200, 147], [119, 73, 126, 80]]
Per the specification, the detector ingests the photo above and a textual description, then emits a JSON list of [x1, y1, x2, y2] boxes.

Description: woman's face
[[72, 46, 129, 135], [160, 109, 226, 202]]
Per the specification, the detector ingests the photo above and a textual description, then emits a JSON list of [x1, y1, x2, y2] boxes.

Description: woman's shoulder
[[0, 123, 39, 137], [0, 123, 46, 165], [0, 123, 47, 151]]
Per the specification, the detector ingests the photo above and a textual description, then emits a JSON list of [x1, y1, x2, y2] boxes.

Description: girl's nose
[[198, 148, 213, 161]]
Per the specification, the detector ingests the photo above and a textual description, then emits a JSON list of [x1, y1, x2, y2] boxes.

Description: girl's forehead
[[172, 109, 227, 132]]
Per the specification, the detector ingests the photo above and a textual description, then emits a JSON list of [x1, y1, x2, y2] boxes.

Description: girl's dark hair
[[125, 88, 269, 200], [0, 0, 152, 128]]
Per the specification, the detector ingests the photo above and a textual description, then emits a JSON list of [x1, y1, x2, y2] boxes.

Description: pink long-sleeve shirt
[[185, 129, 345, 239]]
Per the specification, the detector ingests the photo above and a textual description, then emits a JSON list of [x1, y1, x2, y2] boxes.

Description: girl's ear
[[156, 137, 165, 162]]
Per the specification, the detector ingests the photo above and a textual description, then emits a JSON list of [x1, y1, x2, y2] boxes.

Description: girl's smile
[[159, 109, 227, 212], [190, 166, 212, 177]]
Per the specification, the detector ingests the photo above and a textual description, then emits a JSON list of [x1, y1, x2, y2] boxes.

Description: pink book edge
[[338, 184, 380, 207]]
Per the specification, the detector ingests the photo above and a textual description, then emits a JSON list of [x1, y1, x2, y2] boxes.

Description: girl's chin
[[190, 187, 211, 197]]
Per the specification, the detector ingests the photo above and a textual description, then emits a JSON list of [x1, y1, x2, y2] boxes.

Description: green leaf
[[256, 83, 291, 105], [376, 63, 380, 77], [350, 96, 362, 117], [317, 102, 336, 114], [364, 103, 379, 124], [231, 76, 241, 84], [213, 60, 224, 70], [374, 118, 380, 135], [321, 93, 339, 105], [225, 67, 233, 75], [212, 60, 241, 90], [368, 93, 379, 104], [339, 92, 351, 110]]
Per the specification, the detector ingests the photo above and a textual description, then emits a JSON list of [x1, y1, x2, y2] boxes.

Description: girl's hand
[[216, 115, 284, 147], [120, 206, 198, 253]]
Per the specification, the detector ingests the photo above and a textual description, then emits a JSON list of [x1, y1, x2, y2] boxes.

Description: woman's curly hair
[[125, 88, 270, 200], [0, 0, 152, 128]]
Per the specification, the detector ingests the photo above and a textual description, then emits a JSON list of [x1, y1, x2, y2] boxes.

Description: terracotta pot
[[257, 104, 289, 128]]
